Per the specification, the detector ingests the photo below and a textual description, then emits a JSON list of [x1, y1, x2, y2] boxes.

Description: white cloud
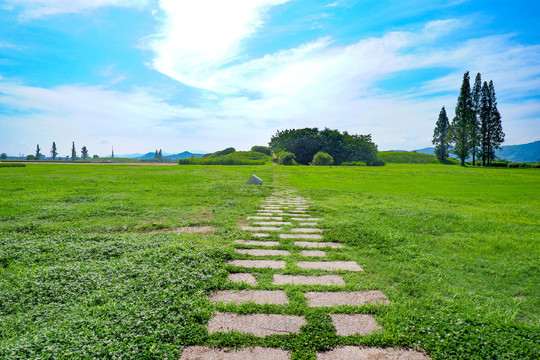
[[5, 0, 149, 20], [150, 0, 291, 90]]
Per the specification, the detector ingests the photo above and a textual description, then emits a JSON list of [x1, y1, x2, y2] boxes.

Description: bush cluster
[[250, 146, 272, 156], [311, 151, 333, 166], [490, 161, 539, 168], [178, 157, 265, 165], [278, 151, 297, 165], [0, 163, 26, 167], [341, 161, 367, 166]]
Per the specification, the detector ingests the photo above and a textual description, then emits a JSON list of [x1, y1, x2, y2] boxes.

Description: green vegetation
[[0, 163, 25, 167], [278, 151, 297, 165], [179, 152, 270, 165], [378, 151, 456, 164], [251, 146, 272, 156], [311, 151, 333, 166], [269, 128, 378, 165], [341, 161, 366, 166], [0, 163, 538, 359]]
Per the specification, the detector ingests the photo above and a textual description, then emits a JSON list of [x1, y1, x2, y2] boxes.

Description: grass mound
[[179, 151, 270, 165], [378, 151, 457, 164]]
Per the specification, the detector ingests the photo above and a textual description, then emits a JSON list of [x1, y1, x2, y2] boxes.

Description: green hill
[[378, 151, 458, 164]]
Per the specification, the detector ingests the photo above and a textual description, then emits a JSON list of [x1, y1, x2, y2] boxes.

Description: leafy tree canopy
[[269, 128, 378, 165]]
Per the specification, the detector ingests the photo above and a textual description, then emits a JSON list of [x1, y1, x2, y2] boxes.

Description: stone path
[[181, 189, 429, 359]]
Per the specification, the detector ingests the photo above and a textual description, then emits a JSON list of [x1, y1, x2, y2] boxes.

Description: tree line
[[269, 128, 380, 165], [25, 141, 95, 161], [433, 71, 504, 166]]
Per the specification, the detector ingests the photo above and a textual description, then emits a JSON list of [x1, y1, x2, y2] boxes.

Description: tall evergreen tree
[[450, 71, 474, 166], [479, 82, 490, 165], [35, 144, 41, 160], [158, 149, 163, 162], [487, 81, 504, 165], [51, 142, 58, 160], [470, 73, 482, 165], [81, 146, 89, 161], [432, 106, 450, 161], [71, 142, 77, 161]]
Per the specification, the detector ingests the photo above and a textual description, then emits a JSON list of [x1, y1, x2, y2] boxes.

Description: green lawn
[[0, 163, 538, 359]]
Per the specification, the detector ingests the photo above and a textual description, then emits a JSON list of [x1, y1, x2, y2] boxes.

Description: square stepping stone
[[280, 213, 310, 217], [247, 216, 283, 220], [299, 222, 318, 226], [273, 274, 345, 286], [207, 312, 306, 336], [316, 346, 430, 359], [240, 226, 282, 231], [234, 240, 279, 247], [294, 241, 344, 249], [305, 291, 390, 307], [180, 346, 291, 360], [280, 234, 323, 239], [253, 221, 292, 226], [291, 228, 323, 233], [330, 314, 381, 336], [257, 213, 274, 216], [210, 290, 289, 305], [234, 249, 290, 256], [228, 260, 286, 269], [257, 209, 282, 213], [292, 217, 322, 221], [301, 250, 326, 257], [228, 273, 257, 286], [252, 233, 269, 237], [297, 261, 363, 271]]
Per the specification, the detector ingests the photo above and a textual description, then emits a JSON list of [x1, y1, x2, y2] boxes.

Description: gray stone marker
[[246, 174, 263, 185]]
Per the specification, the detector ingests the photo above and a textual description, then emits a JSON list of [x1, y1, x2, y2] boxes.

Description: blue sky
[[1, 0, 539, 156]]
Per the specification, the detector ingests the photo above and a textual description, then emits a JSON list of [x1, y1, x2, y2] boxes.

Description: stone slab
[[291, 217, 321, 221], [207, 312, 306, 336], [228, 260, 286, 269], [316, 346, 431, 359], [252, 233, 269, 237], [180, 346, 290, 360], [257, 209, 283, 213], [280, 213, 310, 217], [228, 273, 257, 286], [299, 222, 318, 226], [273, 274, 345, 286], [291, 228, 323, 233], [253, 221, 292, 226], [280, 234, 323, 239], [234, 249, 290, 256], [330, 314, 380, 336], [247, 216, 283, 220], [209, 290, 288, 305], [240, 226, 282, 231], [297, 261, 363, 271], [235, 240, 279, 247], [301, 250, 326, 257], [256, 213, 274, 216], [305, 291, 390, 307], [294, 241, 344, 249]]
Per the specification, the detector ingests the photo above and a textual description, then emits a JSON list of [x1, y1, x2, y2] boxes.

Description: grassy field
[[0, 163, 538, 359]]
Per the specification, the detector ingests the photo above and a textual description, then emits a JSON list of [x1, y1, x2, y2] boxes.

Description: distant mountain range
[[411, 141, 540, 163], [121, 151, 205, 160]]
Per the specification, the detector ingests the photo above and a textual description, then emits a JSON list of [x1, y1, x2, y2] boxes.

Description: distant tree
[[26, 154, 35, 161], [312, 151, 334, 165], [81, 146, 89, 161], [0, 153, 7, 159], [35, 144, 42, 160], [93, 155, 99, 159], [210, 147, 236, 158], [51, 142, 58, 160], [154, 150, 159, 160], [111, 147, 115, 158], [71, 142, 77, 161], [450, 71, 474, 166], [432, 106, 450, 161], [251, 146, 272, 156], [470, 73, 482, 165], [479, 81, 504, 165], [158, 149, 163, 162]]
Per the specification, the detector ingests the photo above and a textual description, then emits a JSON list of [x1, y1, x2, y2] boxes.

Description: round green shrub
[[278, 151, 297, 165], [311, 151, 334, 166], [250, 146, 272, 156]]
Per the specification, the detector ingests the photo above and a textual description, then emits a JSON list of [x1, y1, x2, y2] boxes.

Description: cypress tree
[[71, 142, 77, 161], [450, 71, 474, 166], [487, 81, 504, 165], [470, 73, 482, 165], [432, 106, 450, 161], [51, 142, 58, 160], [158, 149, 163, 162], [479, 82, 490, 166], [35, 144, 41, 160]]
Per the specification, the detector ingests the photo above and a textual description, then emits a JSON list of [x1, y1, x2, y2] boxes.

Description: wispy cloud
[[4, 0, 150, 20]]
